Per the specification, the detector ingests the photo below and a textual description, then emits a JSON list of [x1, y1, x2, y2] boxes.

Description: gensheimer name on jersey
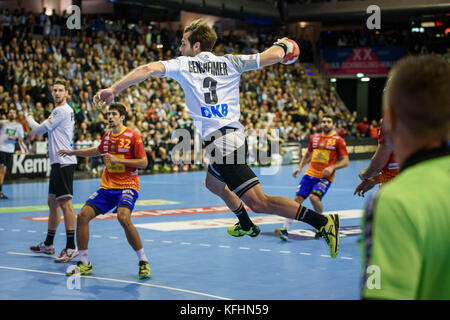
[[46, 104, 77, 165], [161, 52, 260, 139]]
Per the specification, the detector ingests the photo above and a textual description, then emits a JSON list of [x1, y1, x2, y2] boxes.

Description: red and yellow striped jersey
[[97, 126, 146, 192]]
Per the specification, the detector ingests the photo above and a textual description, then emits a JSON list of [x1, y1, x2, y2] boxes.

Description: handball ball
[[281, 39, 300, 65]]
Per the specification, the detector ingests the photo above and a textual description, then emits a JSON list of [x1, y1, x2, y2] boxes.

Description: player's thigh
[[205, 168, 227, 193], [210, 163, 260, 199], [295, 175, 314, 199], [310, 178, 331, 200]]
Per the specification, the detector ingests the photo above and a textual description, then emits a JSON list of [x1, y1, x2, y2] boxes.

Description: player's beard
[[323, 126, 332, 135]]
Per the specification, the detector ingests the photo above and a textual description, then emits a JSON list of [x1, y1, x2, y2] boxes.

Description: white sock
[[79, 249, 89, 265], [136, 248, 148, 262], [283, 218, 294, 230]]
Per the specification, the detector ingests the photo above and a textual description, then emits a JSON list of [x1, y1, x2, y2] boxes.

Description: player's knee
[[117, 210, 131, 227], [77, 210, 91, 224]]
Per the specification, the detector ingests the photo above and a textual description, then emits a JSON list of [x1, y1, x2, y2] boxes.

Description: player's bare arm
[[94, 62, 166, 108], [293, 150, 312, 178], [358, 142, 393, 180], [59, 147, 101, 158]]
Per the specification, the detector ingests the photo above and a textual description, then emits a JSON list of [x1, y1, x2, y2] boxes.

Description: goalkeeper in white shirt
[[93, 19, 341, 258]]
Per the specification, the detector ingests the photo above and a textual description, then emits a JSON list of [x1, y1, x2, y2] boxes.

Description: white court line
[[219, 245, 230, 249], [239, 247, 250, 250], [299, 252, 311, 256], [280, 251, 291, 254], [259, 248, 271, 252], [0, 264, 231, 300], [8, 251, 57, 259]]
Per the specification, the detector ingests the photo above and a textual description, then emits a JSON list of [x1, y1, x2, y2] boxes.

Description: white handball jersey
[[27, 103, 77, 165], [161, 52, 260, 139], [0, 120, 24, 153]]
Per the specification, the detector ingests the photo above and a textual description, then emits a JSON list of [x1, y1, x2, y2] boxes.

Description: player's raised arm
[[259, 37, 300, 68], [93, 61, 166, 109]]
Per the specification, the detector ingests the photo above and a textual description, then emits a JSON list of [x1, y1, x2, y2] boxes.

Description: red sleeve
[[133, 132, 147, 158], [97, 132, 108, 154], [307, 135, 314, 152], [337, 137, 348, 157]]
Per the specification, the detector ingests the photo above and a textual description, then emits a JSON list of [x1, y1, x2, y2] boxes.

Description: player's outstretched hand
[[93, 87, 115, 109], [354, 179, 377, 197]]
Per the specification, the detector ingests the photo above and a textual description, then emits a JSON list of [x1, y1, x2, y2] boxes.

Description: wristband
[[273, 42, 287, 57]]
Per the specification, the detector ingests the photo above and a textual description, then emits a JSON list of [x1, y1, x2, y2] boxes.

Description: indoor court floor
[[0, 160, 371, 300]]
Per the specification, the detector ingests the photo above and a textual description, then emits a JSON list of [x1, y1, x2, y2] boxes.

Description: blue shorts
[[85, 188, 139, 216], [296, 174, 331, 200]]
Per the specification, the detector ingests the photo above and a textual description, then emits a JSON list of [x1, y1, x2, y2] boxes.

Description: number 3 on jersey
[[203, 77, 218, 104], [201, 77, 229, 118]]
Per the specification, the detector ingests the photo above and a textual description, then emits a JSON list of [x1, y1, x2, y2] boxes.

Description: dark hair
[[322, 113, 335, 123], [184, 19, 217, 52], [108, 103, 127, 117]]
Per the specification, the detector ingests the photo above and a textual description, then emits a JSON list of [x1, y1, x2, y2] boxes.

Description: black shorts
[[49, 163, 76, 200], [0, 151, 13, 169], [206, 127, 260, 198]]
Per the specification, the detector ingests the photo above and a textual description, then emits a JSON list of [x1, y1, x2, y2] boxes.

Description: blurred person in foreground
[[361, 55, 450, 300]]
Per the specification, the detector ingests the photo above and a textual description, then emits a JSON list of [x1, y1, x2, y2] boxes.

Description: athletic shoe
[[318, 214, 340, 258], [65, 261, 93, 276], [30, 242, 55, 255], [162, 165, 171, 173], [274, 227, 289, 241], [173, 165, 179, 172], [227, 223, 261, 238], [55, 248, 79, 263], [152, 164, 159, 172], [139, 261, 151, 280], [0, 192, 8, 199], [182, 164, 189, 172]]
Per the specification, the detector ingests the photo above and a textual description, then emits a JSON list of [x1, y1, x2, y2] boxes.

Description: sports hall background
[[0, 0, 449, 302]]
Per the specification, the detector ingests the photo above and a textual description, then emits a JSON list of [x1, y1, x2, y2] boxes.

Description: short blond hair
[[384, 55, 450, 140], [184, 19, 217, 52]]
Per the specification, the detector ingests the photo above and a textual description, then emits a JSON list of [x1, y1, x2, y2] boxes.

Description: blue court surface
[[0, 161, 371, 300]]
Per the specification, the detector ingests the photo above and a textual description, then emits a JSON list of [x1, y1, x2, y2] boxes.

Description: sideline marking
[[0, 264, 231, 300]]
